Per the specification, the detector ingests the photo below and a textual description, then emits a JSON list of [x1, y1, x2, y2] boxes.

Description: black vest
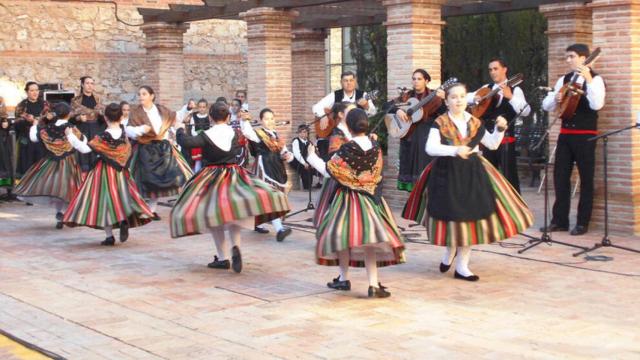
[[334, 89, 364, 108], [561, 70, 600, 131], [480, 84, 518, 136], [193, 114, 210, 132], [201, 133, 241, 165], [293, 137, 308, 158]]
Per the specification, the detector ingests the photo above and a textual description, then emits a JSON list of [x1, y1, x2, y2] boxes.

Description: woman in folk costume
[[170, 102, 290, 273], [63, 103, 154, 246], [71, 76, 106, 174], [14, 82, 48, 179], [306, 109, 405, 298], [125, 85, 193, 219], [402, 83, 533, 281], [14, 102, 85, 229], [312, 102, 357, 229], [241, 108, 294, 242]]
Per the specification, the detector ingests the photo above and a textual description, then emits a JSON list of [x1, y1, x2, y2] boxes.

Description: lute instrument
[[469, 73, 524, 118], [556, 47, 602, 121]]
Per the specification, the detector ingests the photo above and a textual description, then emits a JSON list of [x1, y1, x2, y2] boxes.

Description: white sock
[[105, 225, 113, 238], [229, 224, 241, 249], [338, 249, 350, 281], [210, 228, 228, 260], [194, 160, 202, 172], [442, 246, 457, 266], [147, 198, 158, 213], [271, 218, 284, 232], [364, 247, 379, 287], [455, 246, 474, 277]]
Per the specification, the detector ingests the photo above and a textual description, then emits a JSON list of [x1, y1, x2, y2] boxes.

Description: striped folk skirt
[[14, 155, 83, 205], [312, 177, 339, 228], [170, 164, 290, 238], [63, 161, 154, 229], [402, 157, 534, 247], [129, 143, 193, 199], [316, 187, 405, 268]]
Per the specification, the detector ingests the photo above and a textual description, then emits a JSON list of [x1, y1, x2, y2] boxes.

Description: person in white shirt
[[402, 83, 533, 282], [312, 71, 377, 161], [467, 58, 530, 193], [539, 43, 606, 236], [240, 108, 294, 241], [290, 125, 315, 190]]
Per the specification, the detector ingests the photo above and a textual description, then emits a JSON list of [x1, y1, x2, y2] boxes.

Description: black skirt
[[427, 154, 496, 221], [399, 121, 433, 185], [135, 140, 188, 193]]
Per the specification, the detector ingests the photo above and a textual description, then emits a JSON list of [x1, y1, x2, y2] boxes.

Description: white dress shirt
[[542, 74, 606, 112], [312, 90, 377, 118], [425, 112, 505, 157], [467, 84, 531, 117]]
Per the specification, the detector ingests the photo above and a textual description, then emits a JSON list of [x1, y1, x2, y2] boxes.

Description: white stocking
[[105, 225, 113, 238], [364, 247, 379, 287], [210, 227, 228, 260], [146, 198, 158, 213], [455, 246, 474, 277], [442, 246, 457, 266], [338, 249, 350, 281], [271, 218, 284, 232]]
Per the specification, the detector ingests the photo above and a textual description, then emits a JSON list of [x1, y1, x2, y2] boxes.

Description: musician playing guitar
[[389, 69, 446, 191], [467, 58, 530, 194], [312, 71, 376, 161], [541, 44, 605, 236]]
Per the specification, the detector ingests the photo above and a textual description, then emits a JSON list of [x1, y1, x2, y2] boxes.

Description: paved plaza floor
[[0, 186, 639, 359]]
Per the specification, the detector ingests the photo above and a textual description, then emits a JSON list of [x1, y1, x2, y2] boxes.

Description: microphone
[[537, 86, 553, 92]]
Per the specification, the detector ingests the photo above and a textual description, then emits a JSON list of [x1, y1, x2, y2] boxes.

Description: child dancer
[[63, 103, 154, 245], [14, 102, 85, 229], [171, 102, 290, 272], [186, 98, 211, 172], [241, 108, 293, 242], [402, 83, 533, 281], [306, 109, 405, 298]]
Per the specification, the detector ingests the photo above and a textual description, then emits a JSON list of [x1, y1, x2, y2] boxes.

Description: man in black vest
[[468, 58, 530, 193], [541, 43, 606, 236], [312, 71, 376, 161]]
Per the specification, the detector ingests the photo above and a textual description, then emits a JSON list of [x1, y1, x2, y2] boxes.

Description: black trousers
[[551, 134, 596, 227], [317, 138, 330, 162], [483, 142, 520, 194], [296, 165, 314, 190]]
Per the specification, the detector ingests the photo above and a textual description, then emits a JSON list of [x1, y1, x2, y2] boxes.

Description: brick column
[[539, 2, 592, 179], [588, 0, 640, 235], [142, 21, 189, 111], [382, 0, 445, 210], [240, 7, 297, 140], [291, 27, 328, 189]]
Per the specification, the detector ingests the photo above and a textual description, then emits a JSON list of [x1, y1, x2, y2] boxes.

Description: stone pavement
[[0, 186, 639, 359]]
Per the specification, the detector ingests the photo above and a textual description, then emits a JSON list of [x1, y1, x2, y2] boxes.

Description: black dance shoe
[[207, 256, 230, 269], [570, 225, 588, 236], [539, 223, 568, 232], [254, 226, 269, 234], [368, 285, 391, 298], [119, 222, 129, 243], [55, 212, 64, 229], [454, 271, 479, 282], [276, 227, 292, 242], [151, 212, 161, 221], [231, 246, 242, 273], [440, 262, 452, 273], [327, 277, 351, 291], [101, 236, 115, 246]]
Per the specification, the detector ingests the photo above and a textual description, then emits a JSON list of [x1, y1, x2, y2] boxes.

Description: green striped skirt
[[63, 161, 154, 229], [14, 155, 83, 204], [316, 188, 405, 267], [170, 164, 290, 238]]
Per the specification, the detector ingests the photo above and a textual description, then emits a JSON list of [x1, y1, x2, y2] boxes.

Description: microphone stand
[[572, 124, 640, 256], [518, 107, 589, 254]]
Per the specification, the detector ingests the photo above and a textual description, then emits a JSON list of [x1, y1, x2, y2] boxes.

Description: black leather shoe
[[254, 226, 269, 234], [454, 271, 479, 282], [101, 236, 115, 246], [231, 246, 242, 273], [327, 277, 351, 290], [539, 223, 569, 232], [368, 285, 391, 298], [570, 225, 588, 236], [276, 227, 292, 242], [119, 222, 129, 243], [152, 212, 161, 221], [440, 262, 452, 273], [55, 212, 64, 229], [207, 256, 230, 269]]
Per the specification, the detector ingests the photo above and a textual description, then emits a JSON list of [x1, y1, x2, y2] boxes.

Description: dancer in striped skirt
[[170, 102, 290, 273], [14, 102, 85, 229], [126, 85, 193, 220], [63, 103, 154, 246], [402, 83, 533, 281], [307, 108, 405, 298]]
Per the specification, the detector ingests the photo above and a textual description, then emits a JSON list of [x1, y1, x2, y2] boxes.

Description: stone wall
[[0, 0, 247, 109]]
